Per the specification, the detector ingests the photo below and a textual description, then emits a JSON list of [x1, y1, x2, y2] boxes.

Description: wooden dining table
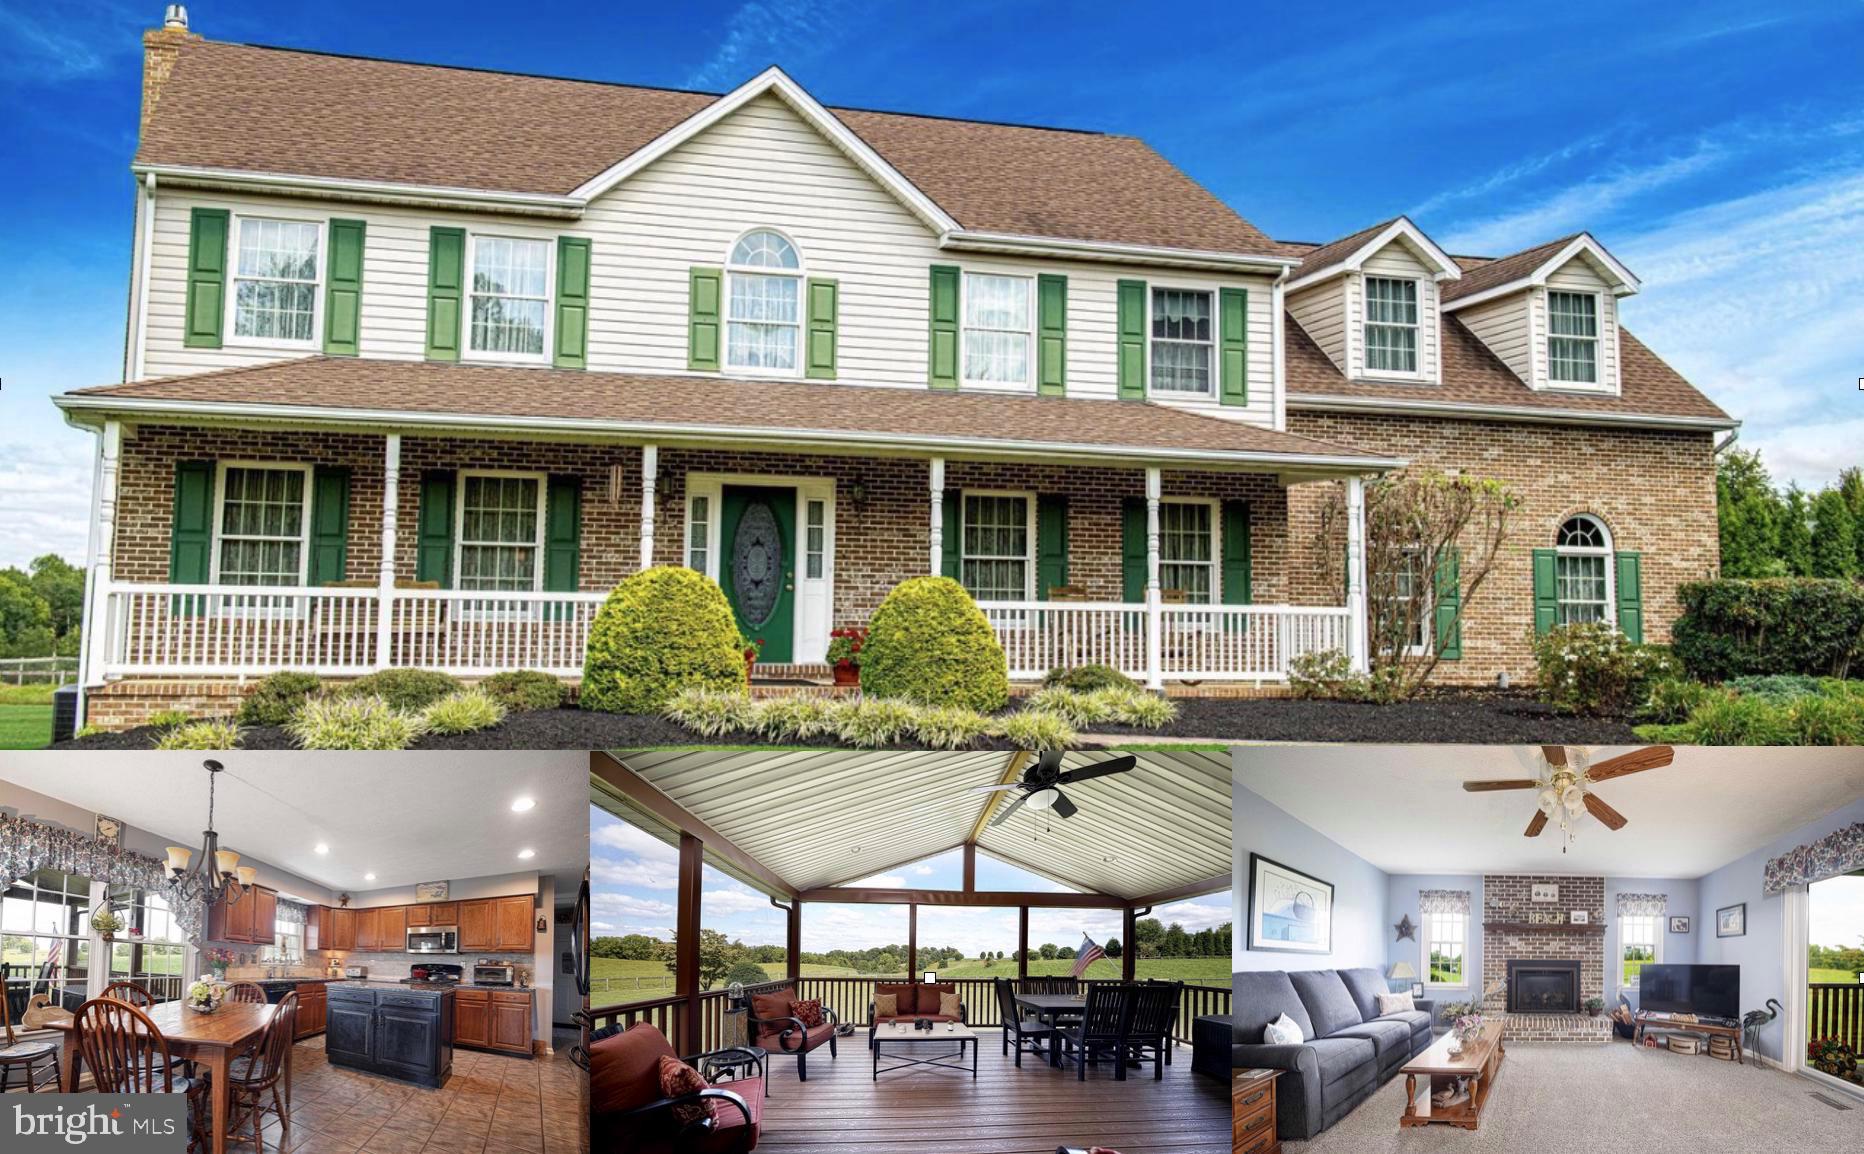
[[47, 1000, 285, 1154], [1014, 992, 1086, 1068]]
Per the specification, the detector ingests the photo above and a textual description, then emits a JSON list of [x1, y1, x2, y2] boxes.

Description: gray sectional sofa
[[1232, 967, 1434, 1140]]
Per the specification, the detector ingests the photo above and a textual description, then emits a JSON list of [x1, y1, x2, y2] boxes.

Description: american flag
[[1071, 934, 1105, 979]]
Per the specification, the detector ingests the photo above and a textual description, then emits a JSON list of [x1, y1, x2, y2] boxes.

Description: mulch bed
[[1091, 692, 1638, 744]]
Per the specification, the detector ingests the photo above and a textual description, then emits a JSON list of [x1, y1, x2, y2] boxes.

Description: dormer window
[[726, 229, 803, 372], [1547, 291, 1599, 384], [1363, 277, 1419, 374]]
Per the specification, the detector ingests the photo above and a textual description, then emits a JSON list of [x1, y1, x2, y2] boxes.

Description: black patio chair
[[994, 978, 1057, 1068], [1119, 981, 1179, 1080], [1057, 984, 1134, 1081]]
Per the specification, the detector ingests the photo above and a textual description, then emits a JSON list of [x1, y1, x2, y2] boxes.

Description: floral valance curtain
[[276, 898, 310, 926], [1419, 889, 1471, 915], [0, 811, 205, 942], [1765, 822, 1864, 896], [1616, 892, 1667, 917]]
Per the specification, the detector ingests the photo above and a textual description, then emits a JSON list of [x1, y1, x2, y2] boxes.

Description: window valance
[[1616, 892, 1666, 917], [0, 811, 205, 942], [277, 898, 310, 926], [1419, 889, 1471, 915], [1765, 822, 1864, 896]]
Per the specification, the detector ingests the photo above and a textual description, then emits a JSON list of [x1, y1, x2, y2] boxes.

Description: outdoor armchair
[[738, 980, 838, 1081], [588, 1020, 765, 1154]]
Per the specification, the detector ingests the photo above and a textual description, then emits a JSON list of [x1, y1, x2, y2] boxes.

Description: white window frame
[[1619, 912, 1662, 989], [685, 493, 713, 574], [223, 214, 327, 351], [463, 232, 554, 366], [1546, 289, 1602, 387], [1554, 514, 1615, 627], [960, 271, 1036, 392], [1157, 497, 1221, 605], [959, 489, 1037, 601], [210, 461, 314, 589], [1362, 275, 1423, 379], [1423, 908, 1468, 990], [1384, 543, 1432, 657], [452, 469, 549, 594], [1148, 285, 1216, 397], [723, 228, 805, 377]]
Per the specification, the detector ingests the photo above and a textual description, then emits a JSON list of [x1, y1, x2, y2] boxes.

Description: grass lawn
[[1811, 967, 1860, 984], [0, 685, 55, 749], [592, 954, 1229, 998]]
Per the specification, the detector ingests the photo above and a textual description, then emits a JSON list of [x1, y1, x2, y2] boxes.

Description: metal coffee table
[[872, 1020, 978, 1080]]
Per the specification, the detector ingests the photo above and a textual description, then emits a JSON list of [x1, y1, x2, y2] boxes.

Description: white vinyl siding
[[1458, 292, 1532, 382], [1285, 277, 1346, 373]]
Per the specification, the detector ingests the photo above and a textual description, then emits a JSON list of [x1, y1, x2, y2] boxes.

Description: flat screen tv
[[1639, 964, 1740, 1020]]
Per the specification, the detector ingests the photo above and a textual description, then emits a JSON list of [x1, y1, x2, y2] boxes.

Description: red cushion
[[750, 988, 794, 1026], [791, 998, 824, 1028], [874, 983, 913, 1016], [690, 1078, 763, 1154], [590, 1022, 677, 1117], [656, 1053, 712, 1128], [754, 1021, 835, 1053], [919, 983, 956, 1015]]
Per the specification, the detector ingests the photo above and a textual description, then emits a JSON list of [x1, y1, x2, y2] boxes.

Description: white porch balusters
[[928, 457, 946, 576], [375, 434, 400, 670], [1345, 474, 1369, 673], [80, 418, 122, 690], [1144, 467, 1163, 691], [639, 445, 658, 571]]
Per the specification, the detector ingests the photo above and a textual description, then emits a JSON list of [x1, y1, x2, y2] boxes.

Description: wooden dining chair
[[1057, 984, 1133, 1081], [0, 971, 60, 1092], [73, 998, 209, 1150], [1118, 982, 1179, 1081], [994, 979, 1055, 1068], [227, 983, 270, 1005], [102, 980, 157, 1006], [226, 991, 296, 1153]]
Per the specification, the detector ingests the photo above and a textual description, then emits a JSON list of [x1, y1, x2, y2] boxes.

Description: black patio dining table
[[1014, 992, 1086, 1068]]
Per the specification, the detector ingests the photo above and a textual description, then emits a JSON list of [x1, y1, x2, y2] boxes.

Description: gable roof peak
[[1284, 215, 1460, 291], [1440, 231, 1639, 308]]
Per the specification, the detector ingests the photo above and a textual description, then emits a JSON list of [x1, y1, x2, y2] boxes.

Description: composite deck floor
[[751, 1027, 1228, 1154]]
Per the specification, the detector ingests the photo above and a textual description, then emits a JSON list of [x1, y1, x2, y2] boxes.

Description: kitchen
[[0, 752, 588, 1154]]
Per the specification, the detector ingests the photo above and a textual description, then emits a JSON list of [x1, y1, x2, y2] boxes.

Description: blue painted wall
[[1385, 874, 1483, 1005], [1606, 875, 1700, 1010], [1234, 780, 1388, 972]]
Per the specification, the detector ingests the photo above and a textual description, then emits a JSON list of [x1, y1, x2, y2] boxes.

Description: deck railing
[[1808, 982, 1864, 1053], [100, 583, 1351, 682]]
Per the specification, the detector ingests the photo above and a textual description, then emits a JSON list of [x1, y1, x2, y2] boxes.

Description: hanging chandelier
[[164, 760, 255, 909], [1535, 760, 1590, 853]]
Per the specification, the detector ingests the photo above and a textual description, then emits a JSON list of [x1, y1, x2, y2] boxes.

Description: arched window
[[1554, 514, 1613, 626], [725, 229, 802, 372]]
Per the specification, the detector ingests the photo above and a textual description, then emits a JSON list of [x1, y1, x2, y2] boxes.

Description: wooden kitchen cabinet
[[494, 895, 533, 953], [455, 988, 490, 1048], [355, 908, 382, 952], [490, 992, 532, 1055], [454, 988, 531, 1056], [405, 902, 458, 927], [330, 907, 356, 952], [377, 905, 407, 947], [294, 982, 328, 1038], [251, 885, 277, 940], [458, 900, 496, 951], [207, 885, 275, 944]]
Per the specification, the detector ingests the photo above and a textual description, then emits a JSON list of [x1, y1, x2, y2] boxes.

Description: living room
[[1229, 746, 1864, 1151]]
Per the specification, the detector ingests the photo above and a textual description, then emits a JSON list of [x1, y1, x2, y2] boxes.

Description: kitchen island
[[325, 981, 456, 1088]]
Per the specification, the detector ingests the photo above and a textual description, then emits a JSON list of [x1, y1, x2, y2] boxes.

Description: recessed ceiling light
[[314, 843, 329, 855], [364, 872, 376, 881], [517, 848, 535, 860], [510, 797, 536, 813]]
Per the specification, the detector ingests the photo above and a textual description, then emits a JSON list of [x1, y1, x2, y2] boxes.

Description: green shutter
[[554, 236, 591, 369], [309, 467, 351, 586], [1037, 274, 1067, 397], [169, 461, 215, 583], [1122, 497, 1147, 603], [183, 208, 229, 349], [323, 219, 365, 356], [1219, 287, 1248, 406], [1434, 548, 1462, 659], [928, 265, 960, 390], [688, 267, 722, 371], [1221, 501, 1252, 605], [1532, 548, 1558, 636], [1615, 551, 1643, 643], [805, 278, 838, 379], [1036, 495, 1069, 599], [1117, 279, 1147, 400], [940, 489, 962, 580], [425, 227, 465, 361], [544, 475, 582, 619], [415, 471, 456, 588]]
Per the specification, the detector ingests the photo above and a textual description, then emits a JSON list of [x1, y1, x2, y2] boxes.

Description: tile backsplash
[[226, 948, 535, 984]]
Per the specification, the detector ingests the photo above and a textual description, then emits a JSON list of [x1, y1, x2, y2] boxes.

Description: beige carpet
[[1282, 1042, 1862, 1152]]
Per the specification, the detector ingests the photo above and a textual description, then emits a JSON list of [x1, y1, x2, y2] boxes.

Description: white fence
[[979, 600, 1351, 682], [0, 656, 79, 685]]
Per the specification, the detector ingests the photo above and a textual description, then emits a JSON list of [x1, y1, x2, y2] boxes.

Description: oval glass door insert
[[732, 500, 783, 627]]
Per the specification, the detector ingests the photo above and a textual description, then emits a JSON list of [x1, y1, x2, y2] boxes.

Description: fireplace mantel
[[1481, 922, 1604, 934]]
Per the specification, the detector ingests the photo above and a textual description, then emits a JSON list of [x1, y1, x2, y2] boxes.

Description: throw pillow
[[1263, 1012, 1304, 1046], [791, 998, 824, 1028], [938, 992, 961, 1018], [1376, 991, 1416, 1017], [656, 1054, 712, 1127], [874, 992, 899, 1018]]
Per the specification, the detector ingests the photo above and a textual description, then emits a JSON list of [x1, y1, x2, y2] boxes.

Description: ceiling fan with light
[[971, 751, 1136, 826], [1462, 745, 1674, 851]]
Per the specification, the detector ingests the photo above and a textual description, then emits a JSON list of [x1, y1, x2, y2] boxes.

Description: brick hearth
[[1497, 1011, 1615, 1043]]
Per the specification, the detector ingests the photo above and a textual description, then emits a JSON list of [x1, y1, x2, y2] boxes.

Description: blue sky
[[3, 0, 1862, 567], [592, 806, 1231, 955]]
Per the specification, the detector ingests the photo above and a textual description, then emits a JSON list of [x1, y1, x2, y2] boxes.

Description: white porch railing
[[977, 600, 1351, 683]]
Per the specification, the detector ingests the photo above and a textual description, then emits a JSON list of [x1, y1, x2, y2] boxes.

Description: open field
[[1811, 967, 1859, 984], [0, 684, 55, 749], [592, 954, 1229, 998]]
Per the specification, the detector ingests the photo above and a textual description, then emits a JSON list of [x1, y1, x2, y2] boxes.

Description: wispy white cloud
[[685, 0, 855, 91], [0, 0, 141, 86], [0, 437, 93, 568], [1409, 130, 1618, 222]]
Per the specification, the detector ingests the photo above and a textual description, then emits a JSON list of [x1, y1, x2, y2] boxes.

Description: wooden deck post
[[786, 899, 801, 984], [375, 433, 400, 669], [676, 831, 702, 1055], [963, 843, 975, 892], [907, 903, 917, 981], [1121, 907, 1139, 982], [1018, 907, 1029, 980]]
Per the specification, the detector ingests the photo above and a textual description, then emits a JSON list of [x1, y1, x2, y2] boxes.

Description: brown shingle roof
[[65, 358, 1388, 463], [1281, 218, 1400, 281], [1438, 235, 1578, 302], [137, 40, 1284, 257]]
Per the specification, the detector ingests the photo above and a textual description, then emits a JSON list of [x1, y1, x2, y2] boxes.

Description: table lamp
[[1389, 961, 1419, 996]]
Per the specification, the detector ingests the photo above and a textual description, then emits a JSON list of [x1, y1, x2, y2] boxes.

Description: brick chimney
[[141, 5, 201, 139]]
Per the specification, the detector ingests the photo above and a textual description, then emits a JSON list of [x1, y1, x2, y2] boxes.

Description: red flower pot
[[833, 662, 860, 686]]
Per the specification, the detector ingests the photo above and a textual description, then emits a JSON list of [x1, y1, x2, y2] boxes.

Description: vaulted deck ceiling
[[597, 750, 1231, 903]]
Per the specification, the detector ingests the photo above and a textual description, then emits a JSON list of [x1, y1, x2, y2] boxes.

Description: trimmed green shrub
[[663, 688, 760, 738], [479, 670, 567, 712], [583, 568, 748, 713], [1631, 722, 1696, 744], [1024, 686, 1179, 730], [1636, 677, 1717, 724], [421, 689, 507, 735], [756, 696, 839, 742], [1789, 693, 1864, 746], [1092, 687, 1178, 729], [152, 719, 243, 750], [237, 671, 325, 726], [341, 669, 464, 711], [995, 711, 1076, 752], [910, 706, 995, 750], [147, 708, 192, 730], [859, 577, 1009, 713], [833, 697, 920, 747], [1672, 579, 1864, 681], [1288, 649, 1372, 702], [1041, 663, 1138, 693], [1685, 693, 1795, 746], [288, 695, 427, 750], [1727, 674, 1826, 704], [1531, 624, 1676, 716]]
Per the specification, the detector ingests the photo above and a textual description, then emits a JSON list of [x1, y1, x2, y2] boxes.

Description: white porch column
[[80, 419, 123, 692], [1345, 475, 1369, 673], [928, 457, 946, 575], [639, 445, 659, 572], [1144, 467, 1163, 691], [375, 433, 400, 670]]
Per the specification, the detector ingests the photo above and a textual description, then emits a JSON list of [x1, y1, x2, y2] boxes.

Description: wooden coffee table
[[871, 1020, 977, 1081], [1400, 1020, 1505, 1131]]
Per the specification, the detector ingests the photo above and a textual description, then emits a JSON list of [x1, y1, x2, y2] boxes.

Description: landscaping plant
[[582, 567, 748, 713], [1531, 623, 1675, 716], [909, 705, 995, 749], [146, 708, 193, 730], [663, 688, 761, 738], [235, 671, 324, 726], [421, 689, 507, 735], [1672, 578, 1864, 680], [1041, 663, 1137, 693], [152, 718, 244, 750], [1288, 649, 1372, 701], [859, 576, 1010, 713], [994, 710, 1076, 751], [478, 670, 568, 712], [832, 697, 921, 747], [340, 669, 464, 711], [287, 694, 427, 750], [755, 695, 839, 741], [1636, 676, 1717, 724]]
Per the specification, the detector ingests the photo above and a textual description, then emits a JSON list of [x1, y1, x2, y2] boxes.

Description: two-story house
[[56, 10, 1732, 727]]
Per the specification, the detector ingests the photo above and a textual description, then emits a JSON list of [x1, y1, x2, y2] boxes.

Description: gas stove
[[402, 962, 463, 986]]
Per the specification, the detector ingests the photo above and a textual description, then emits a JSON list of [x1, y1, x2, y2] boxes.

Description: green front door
[[720, 485, 797, 663]]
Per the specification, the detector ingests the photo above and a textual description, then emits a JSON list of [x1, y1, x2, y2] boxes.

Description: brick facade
[[1285, 411, 1720, 684], [1480, 873, 1607, 1014]]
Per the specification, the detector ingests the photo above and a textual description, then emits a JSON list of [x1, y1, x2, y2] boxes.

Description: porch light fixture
[[518, 848, 536, 860], [165, 759, 247, 911], [364, 872, 376, 881], [510, 797, 536, 813], [1026, 787, 1061, 811]]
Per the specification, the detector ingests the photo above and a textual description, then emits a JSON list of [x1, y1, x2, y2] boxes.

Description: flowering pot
[[832, 662, 860, 686]]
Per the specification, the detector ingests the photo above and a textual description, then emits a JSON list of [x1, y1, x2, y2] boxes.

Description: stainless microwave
[[406, 925, 459, 954]]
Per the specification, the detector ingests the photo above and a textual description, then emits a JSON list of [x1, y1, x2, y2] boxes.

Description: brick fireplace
[[1481, 874, 1612, 1043]]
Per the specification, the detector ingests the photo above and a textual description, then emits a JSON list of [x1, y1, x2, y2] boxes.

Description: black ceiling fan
[[971, 751, 1136, 826]]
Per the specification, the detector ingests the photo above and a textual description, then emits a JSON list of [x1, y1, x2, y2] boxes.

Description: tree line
[[0, 555, 83, 659], [1719, 453, 1864, 580]]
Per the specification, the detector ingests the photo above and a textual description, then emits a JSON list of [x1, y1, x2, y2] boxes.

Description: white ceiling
[[0, 752, 587, 898], [1236, 745, 1864, 878]]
